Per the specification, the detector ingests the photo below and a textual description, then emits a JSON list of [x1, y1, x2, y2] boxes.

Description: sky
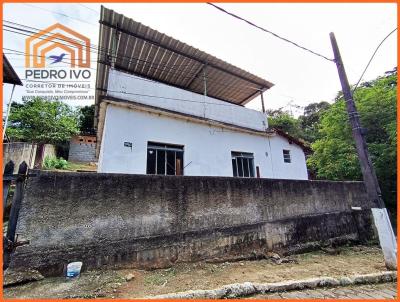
[[3, 3, 397, 116]]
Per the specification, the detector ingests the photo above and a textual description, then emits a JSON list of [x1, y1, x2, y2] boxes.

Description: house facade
[[95, 7, 309, 180]]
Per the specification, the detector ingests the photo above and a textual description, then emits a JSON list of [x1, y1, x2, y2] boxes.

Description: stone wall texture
[[10, 171, 375, 276]]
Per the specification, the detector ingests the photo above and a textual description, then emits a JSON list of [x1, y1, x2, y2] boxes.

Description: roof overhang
[[3, 54, 23, 86], [95, 6, 274, 128], [268, 128, 312, 154]]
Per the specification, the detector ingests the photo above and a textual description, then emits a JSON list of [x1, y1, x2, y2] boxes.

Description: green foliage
[[267, 110, 305, 140], [299, 101, 330, 142], [78, 104, 95, 133], [43, 156, 69, 170], [308, 72, 397, 209], [6, 97, 79, 144], [267, 102, 329, 145]]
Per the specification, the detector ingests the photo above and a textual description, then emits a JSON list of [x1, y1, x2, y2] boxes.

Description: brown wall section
[[10, 172, 375, 276]]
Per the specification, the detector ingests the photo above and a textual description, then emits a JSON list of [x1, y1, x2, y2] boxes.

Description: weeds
[[43, 156, 69, 170]]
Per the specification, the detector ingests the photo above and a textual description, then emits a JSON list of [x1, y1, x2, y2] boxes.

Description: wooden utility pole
[[330, 32, 397, 270]]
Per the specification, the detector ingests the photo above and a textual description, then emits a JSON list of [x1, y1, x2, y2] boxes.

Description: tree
[[267, 109, 305, 140], [6, 97, 80, 144], [78, 104, 95, 134], [299, 101, 330, 143], [308, 72, 397, 211]]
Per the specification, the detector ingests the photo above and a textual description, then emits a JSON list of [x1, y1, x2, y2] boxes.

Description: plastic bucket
[[66, 261, 83, 278]]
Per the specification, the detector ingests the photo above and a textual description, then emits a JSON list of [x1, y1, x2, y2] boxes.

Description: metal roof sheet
[[3, 55, 23, 86], [95, 6, 274, 121]]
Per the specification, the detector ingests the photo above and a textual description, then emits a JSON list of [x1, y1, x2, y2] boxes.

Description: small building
[[68, 134, 97, 162], [94, 7, 310, 180]]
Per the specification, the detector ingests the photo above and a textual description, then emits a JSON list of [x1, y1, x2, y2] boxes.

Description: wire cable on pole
[[352, 27, 397, 94], [207, 2, 334, 62]]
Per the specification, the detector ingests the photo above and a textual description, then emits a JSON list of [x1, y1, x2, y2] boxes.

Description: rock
[[3, 269, 44, 287], [266, 252, 281, 260], [144, 271, 398, 299], [125, 273, 135, 282]]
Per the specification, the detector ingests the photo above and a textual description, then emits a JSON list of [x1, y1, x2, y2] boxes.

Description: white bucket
[[66, 261, 83, 278]]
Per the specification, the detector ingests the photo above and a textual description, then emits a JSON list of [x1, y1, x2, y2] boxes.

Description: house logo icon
[[25, 23, 90, 68]]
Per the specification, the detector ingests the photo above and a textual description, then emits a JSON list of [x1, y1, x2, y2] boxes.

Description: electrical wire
[[3, 22, 196, 71], [207, 3, 334, 62], [22, 3, 98, 27], [4, 49, 264, 93], [78, 4, 100, 14], [4, 23, 257, 90], [352, 27, 397, 94], [2, 20, 268, 92]]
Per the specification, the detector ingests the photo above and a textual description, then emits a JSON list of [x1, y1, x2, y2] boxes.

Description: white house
[[95, 7, 310, 180]]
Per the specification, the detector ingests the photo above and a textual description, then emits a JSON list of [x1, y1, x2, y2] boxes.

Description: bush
[[43, 156, 69, 170]]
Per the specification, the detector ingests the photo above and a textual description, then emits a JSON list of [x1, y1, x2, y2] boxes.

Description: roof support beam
[[186, 64, 205, 89], [99, 20, 272, 90], [239, 89, 264, 105]]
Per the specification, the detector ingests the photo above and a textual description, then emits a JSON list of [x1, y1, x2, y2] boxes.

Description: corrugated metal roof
[[95, 6, 274, 122], [3, 55, 22, 86]]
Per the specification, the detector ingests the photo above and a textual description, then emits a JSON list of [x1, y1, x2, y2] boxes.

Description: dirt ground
[[3, 245, 388, 299]]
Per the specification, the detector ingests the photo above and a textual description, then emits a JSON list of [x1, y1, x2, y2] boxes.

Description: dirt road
[[3, 245, 389, 299]]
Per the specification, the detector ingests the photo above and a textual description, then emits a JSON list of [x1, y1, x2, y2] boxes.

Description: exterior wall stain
[[9, 171, 375, 276]]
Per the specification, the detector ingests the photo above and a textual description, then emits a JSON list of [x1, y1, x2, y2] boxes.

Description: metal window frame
[[147, 142, 184, 175], [283, 149, 291, 163], [231, 151, 255, 178]]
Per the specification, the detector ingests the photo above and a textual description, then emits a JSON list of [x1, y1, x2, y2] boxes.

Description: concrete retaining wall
[[3, 142, 37, 172], [42, 144, 57, 161], [10, 172, 375, 276]]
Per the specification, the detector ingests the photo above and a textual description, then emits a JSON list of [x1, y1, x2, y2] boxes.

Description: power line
[[3, 20, 267, 92], [22, 3, 98, 27], [78, 4, 100, 14], [4, 48, 263, 93], [3, 28, 201, 76], [3, 22, 199, 72], [207, 2, 334, 62], [352, 27, 397, 94]]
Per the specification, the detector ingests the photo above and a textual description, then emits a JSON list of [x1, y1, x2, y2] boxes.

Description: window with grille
[[231, 152, 255, 178], [146, 142, 184, 175], [283, 149, 291, 163]]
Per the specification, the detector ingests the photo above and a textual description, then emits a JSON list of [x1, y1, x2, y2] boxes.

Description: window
[[283, 149, 291, 163], [231, 152, 255, 178], [146, 142, 184, 175]]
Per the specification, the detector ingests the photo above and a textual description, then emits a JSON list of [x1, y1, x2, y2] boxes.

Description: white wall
[[107, 69, 267, 132], [98, 104, 308, 180]]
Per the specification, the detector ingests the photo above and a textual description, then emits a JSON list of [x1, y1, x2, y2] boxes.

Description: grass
[[42, 157, 97, 172], [144, 268, 177, 286]]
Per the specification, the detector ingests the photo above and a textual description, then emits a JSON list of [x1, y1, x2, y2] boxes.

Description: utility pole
[[260, 91, 266, 113], [330, 32, 397, 270]]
